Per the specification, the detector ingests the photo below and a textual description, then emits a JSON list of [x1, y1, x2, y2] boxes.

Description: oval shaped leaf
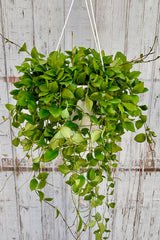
[[72, 133, 84, 144], [12, 137, 20, 147], [88, 220, 96, 228], [123, 121, 135, 132], [43, 148, 59, 162], [91, 130, 101, 143], [85, 96, 93, 112], [62, 88, 74, 99], [61, 108, 70, 119], [5, 104, 15, 111], [60, 126, 72, 138], [30, 178, 38, 191], [135, 120, 144, 129], [38, 109, 50, 119], [59, 164, 70, 174], [87, 168, 95, 180], [134, 133, 146, 143]]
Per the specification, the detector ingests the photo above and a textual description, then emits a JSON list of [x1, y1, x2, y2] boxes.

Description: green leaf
[[30, 178, 38, 191], [12, 137, 20, 147], [53, 131, 64, 139], [18, 43, 28, 53], [88, 220, 96, 228], [72, 133, 84, 144], [87, 168, 95, 180], [135, 120, 144, 129], [33, 157, 40, 163], [48, 107, 62, 118], [61, 108, 70, 119], [94, 147, 105, 161], [85, 96, 93, 112], [44, 198, 53, 202], [31, 46, 39, 58], [77, 72, 86, 84], [111, 143, 122, 153], [123, 121, 135, 132], [115, 51, 126, 62], [24, 122, 36, 131], [21, 138, 32, 151], [84, 194, 93, 200], [118, 103, 124, 113], [90, 115, 98, 125], [134, 133, 146, 143], [133, 82, 144, 93], [75, 176, 85, 188], [94, 232, 102, 240], [56, 209, 60, 218], [93, 60, 99, 71], [91, 130, 101, 143], [62, 88, 74, 99], [108, 98, 121, 104], [139, 105, 148, 111], [5, 104, 15, 111], [43, 148, 59, 162], [32, 163, 40, 171], [140, 115, 147, 123], [98, 223, 105, 234], [121, 94, 139, 105], [37, 180, 46, 189], [38, 191, 44, 202], [60, 126, 72, 138], [109, 202, 115, 208], [50, 139, 59, 150], [49, 81, 59, 93], [39, 94, 55, 104], [65, 121, 79, 131], [122, 102, 137, 112], [37, 172, 49, 180], [10, 89, 19, 95], [77, 215, 83, 232], [28, 100, 37, 113], [107, 86, 120, 91], [90, 92, 100, 101], [91, 76, 103, 88], [129, 71, 141, 79], [95, 212, 101, 221], [75, 87, 84, 99], [59, 165, 70, 174], [39, 109, 50, 119]]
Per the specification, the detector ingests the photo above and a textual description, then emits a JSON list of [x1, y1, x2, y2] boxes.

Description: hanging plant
[[6, 43, 156, 240]]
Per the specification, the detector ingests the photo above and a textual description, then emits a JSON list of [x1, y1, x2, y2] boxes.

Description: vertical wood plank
[[32, 0, 65, 54], [64, 0, 96, 50]]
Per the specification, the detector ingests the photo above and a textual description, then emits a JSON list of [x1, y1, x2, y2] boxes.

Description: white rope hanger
[[84, 0, 99, 51], [55, 0, 104, 68], [87, 0, 104, 69], [56, 0, 75, 51]]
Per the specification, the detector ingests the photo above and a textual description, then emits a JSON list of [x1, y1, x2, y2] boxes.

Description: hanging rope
[[87, 0, 104, 69], [56, 0, 75, 51], [85, 0, 99, 51], [56, 0, 104, 69]]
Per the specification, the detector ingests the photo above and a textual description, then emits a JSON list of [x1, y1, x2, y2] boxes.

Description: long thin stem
[[0, 117, 9, 125], [36, 191, 77, 240], [0, 32, 21, 48]]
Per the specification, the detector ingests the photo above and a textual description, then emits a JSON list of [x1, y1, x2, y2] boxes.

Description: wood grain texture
[[0, 0, 160, 239]]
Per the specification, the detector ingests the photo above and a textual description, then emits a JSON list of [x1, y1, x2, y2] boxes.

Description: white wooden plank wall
[[0, 0, 160, 239]]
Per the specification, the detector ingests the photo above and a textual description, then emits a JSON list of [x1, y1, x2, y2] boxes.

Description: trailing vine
[[5, 43, 156, 239]]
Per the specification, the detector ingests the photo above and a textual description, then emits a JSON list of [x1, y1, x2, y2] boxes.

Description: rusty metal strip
[[1, 166, 160, 172], [0, 166, 53, 172]]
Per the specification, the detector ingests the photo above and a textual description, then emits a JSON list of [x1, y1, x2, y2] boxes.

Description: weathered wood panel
[[0, 0, 160, 239]]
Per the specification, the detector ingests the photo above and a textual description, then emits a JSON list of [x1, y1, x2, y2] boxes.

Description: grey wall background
[[0, 0, 160, 239]]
